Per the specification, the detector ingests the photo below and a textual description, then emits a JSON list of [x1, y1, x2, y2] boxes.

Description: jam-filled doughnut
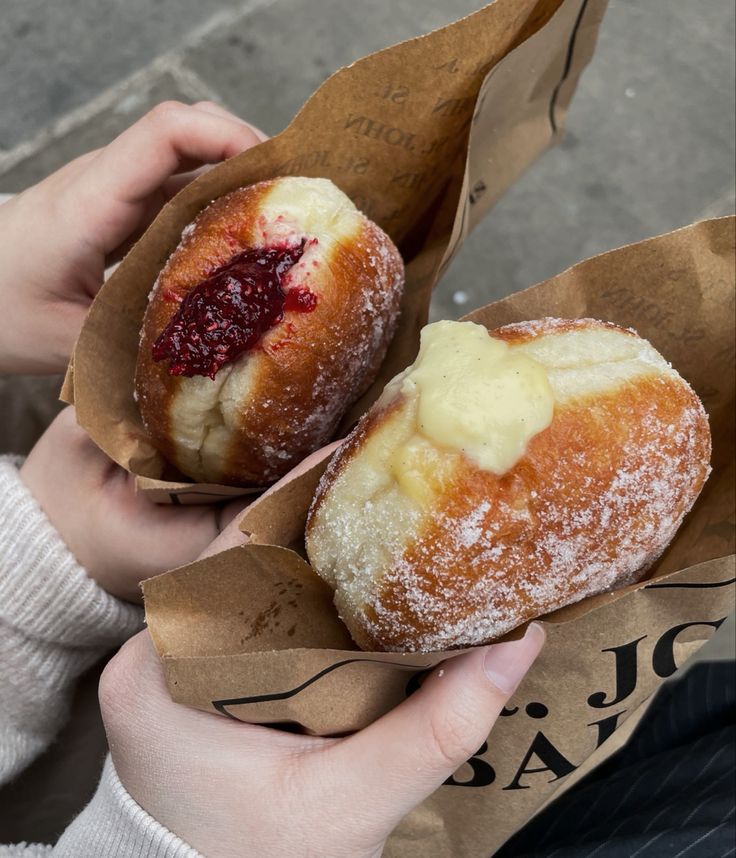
[[305, 318, 711, 652], [135, 177, 404, 485]]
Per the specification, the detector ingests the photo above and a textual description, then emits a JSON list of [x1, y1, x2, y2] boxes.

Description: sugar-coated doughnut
[[305, 318, 711, 652], [135, 176, 404, 485]]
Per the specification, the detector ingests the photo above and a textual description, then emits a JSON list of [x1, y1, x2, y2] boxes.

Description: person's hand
[[0, 101, 265, 374], [19, 407, 241, 601], [197, 439, 344, 557], [101, 625, 544, 858]]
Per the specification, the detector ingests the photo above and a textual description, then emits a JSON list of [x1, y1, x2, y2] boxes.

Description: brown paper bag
[[144, 217, 735, 856], [62, 0, 608, 502]]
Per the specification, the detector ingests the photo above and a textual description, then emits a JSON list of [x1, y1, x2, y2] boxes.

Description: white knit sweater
[[0, 457, 201, 857]]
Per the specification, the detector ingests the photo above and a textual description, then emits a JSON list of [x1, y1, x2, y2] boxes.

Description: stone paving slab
[[182, 0, 485, 137], [2, 0, 731, 316], [0, 0, 259, 150], [0, 68, 212, 192], [431, 0, 736, 318]]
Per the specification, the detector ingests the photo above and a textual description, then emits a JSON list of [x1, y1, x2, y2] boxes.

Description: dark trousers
[[497, 661, 736, 858]]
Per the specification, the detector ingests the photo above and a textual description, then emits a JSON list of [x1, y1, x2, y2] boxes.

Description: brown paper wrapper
[[61, 0, 608, 502], [144, 216, 735, 856]]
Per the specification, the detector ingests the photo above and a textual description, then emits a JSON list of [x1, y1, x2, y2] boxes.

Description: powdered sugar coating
[[370, 391, 708, 650], [306, 319, 712, 652], [136, 177, 404, 485]]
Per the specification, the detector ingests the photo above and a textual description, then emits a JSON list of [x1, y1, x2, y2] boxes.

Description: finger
[[218, 497, 251, 533], [161, 166, 211, 199], [144, 499, 221, 562], [153, 102, 267, 177], [49, 406, 119, 479], [190, 101, 268, 142], [331, 624, 545, 830], [198, 502, 251, 559], [86, 101, 263, 206], [197, 442, 343, 560], [102, 167, 209, 265]]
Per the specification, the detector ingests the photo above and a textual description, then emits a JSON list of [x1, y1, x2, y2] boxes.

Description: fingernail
[[482, 623, 545, 695]]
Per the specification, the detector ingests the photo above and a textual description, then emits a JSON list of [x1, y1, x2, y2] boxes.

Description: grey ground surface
[[0, 0, 733, 845], [2, 0, 734, 315]]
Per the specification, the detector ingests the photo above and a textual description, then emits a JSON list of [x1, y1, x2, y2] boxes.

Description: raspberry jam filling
[[152, 240, 316, 379]]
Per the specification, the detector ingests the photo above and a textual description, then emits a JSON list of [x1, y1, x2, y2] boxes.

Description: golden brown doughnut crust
[[135, 178, 404, 485], [306, 319, 712, 652]]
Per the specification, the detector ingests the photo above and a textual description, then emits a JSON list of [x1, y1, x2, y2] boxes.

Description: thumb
[[331, 623, 545, 834]]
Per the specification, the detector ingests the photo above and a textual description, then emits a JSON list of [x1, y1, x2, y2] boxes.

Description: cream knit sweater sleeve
[[0, 457, 200, 857]]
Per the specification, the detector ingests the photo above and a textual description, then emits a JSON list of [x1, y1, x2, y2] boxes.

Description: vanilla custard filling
[[307, 319, 678, 600], [390, 320, 554, 484]]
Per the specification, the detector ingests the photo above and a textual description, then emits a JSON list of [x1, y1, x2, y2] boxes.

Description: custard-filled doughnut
[[135, 177, 404, 485], [305, 318, 711, 652]]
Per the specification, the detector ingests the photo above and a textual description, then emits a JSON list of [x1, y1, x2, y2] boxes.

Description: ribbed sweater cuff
[[0, 457, 143, 653], [0, 846, 52, 856], [54, 756, 201, 857]]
